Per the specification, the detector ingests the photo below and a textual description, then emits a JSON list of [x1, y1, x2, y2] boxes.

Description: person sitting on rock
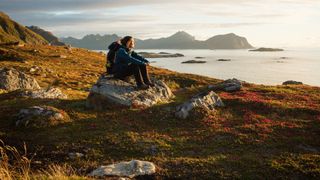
[[113, 36, 155, 90]]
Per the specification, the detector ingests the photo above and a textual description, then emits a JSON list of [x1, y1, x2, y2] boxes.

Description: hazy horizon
[[1, 0, 320, 48]]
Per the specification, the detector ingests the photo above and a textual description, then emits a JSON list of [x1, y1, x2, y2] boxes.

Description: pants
[[114, 64, 151, 86]]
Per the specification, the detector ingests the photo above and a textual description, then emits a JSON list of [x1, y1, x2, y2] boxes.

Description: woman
[[113, 36, 155, 90]]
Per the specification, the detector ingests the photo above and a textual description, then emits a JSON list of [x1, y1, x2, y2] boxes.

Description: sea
[[96, 48, 320, 86]]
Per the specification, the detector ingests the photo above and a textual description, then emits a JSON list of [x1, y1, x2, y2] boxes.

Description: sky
[[1, 0, 320, 48]]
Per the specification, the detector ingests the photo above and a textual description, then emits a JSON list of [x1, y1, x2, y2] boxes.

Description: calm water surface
[[98, 48, 320, 86]]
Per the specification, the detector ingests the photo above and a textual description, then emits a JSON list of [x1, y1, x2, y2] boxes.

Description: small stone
[[68, 152, 84, 159]]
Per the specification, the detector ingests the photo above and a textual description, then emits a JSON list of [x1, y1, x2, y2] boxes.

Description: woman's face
[[126, 38, 135, 49]]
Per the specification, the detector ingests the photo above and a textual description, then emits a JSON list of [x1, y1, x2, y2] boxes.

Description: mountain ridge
[[27, 25, 65, 46], [61, 31, 253, 50]]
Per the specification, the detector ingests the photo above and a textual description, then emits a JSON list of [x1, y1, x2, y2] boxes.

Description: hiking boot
[[136, 84, 150, 90]]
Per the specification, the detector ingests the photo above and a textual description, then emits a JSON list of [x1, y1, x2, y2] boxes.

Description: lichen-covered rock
[[175, 91, 224, 119], [88, 160, 156, 178], [282, 80, 303, 85], [86, 74, 174, 109], [21, 87, 67, 99], [15, 106, 70, 127], [208, 78, 242, 92], [0, 68, 40, 91]]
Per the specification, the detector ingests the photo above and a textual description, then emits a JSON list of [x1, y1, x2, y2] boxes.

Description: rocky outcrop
[[15, 106, 70, 128], [282, 80, 303, 85], [86, 75, 174, 109], [27, 26, 65, 46], [61, 31, 253, 50], [88, 160, 156, 178], [21, 87, 67, 99], [175, 91, 224, 119], [208, 78, 243, 92], [0, 68, 40, 91]]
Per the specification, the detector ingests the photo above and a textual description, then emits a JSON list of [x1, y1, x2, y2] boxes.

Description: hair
[[120, 36, 133, 47]]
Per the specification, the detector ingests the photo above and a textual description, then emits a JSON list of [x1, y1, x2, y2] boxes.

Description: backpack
[[106, 41, 121, 74]]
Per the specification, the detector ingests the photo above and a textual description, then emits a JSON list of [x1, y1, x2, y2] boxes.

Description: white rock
[[88, 160, 156, 178]]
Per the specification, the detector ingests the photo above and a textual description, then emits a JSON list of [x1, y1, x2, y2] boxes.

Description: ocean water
[[97, 48, 320, 86]]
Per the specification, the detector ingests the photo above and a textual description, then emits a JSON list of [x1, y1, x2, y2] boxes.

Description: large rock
[[88, 160, 156, 178], [15, 106, 70, 128], [86, 75, 174, 109], [21, 87, 67, 99], [175, 91, 224, 119], [0, 68, 40, 91], [282, 80, 303, 85], [208, 78, 242, 92]]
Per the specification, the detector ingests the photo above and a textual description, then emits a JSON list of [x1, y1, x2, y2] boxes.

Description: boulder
[[15, 106, 70, 128], [282, 80, 303, 85], [0, 68, 40, 91], [86, 75, 174, 109], [175, 91, 224, 119], [88, 160, 156, 178], [208, 78, 242, 92], [20, 87, 67, 99]]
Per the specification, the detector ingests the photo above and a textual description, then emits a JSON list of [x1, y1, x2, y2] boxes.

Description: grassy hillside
[[0, 12, 47, 45], [0, 44, 319, 179]]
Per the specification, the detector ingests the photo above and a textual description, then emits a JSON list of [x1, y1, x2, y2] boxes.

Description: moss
[[0, 44, 319, 178]]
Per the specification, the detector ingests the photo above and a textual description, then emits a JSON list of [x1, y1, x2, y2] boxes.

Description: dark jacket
[[113, 45, 149, 73]]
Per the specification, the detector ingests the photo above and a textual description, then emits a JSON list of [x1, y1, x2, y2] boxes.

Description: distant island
[[61, 31, 253, 50], [137, 52, 184, 58], [181, 60, 207, 64], [249, 47, 284, 52]]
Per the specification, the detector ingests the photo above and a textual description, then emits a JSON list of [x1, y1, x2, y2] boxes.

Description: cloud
[[1, 0, 319, 47]]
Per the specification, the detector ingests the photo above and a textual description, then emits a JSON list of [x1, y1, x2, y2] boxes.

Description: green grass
[[0, 44, 319, 179]]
